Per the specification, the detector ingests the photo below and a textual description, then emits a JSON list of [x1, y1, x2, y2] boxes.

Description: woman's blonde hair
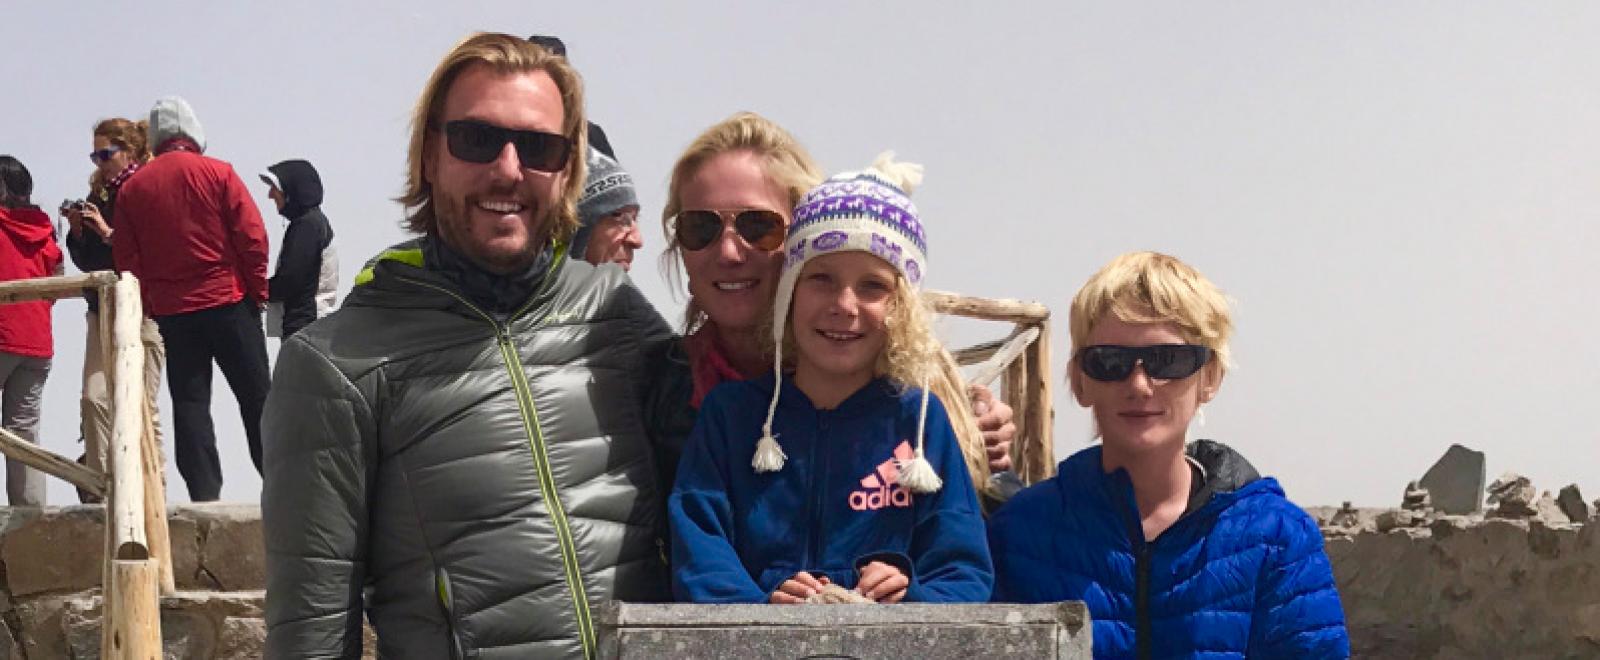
[[1069, 251, 1235, 375], [660, 112, 824, 329], [397, 32, 587, 245]]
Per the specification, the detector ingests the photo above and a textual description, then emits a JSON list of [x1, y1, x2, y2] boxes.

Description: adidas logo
[[848, 441, 916, 511]]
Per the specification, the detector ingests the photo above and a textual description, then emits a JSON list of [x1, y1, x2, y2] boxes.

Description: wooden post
[[107, 559, 161, 660], [106, 275, 157, 659], [141, 403, 173, 594], [109, 275, 148, 558], [1003, 339, 1031, 470], [0, 427, 107, 498], [1022, 319, 1055, 483], [99, 284, 118, 656]]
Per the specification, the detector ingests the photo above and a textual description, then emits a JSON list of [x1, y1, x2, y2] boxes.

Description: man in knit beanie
[[573, 147, 643, 270]]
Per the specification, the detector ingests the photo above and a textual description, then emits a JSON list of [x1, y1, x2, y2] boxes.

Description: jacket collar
[[347, 236, 568, 323], [1055, 440, 1274, 524]]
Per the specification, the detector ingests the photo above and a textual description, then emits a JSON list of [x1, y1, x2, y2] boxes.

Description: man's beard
[[434, 190, 552, 275]]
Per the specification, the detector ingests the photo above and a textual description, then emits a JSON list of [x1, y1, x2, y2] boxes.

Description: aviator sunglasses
[[1076, 344, 1212, 382], [672, 209, 787, 251], [438, 119, 572, 172]]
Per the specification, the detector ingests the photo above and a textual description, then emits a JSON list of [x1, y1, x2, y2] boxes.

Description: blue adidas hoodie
[[670, 374, 993, 603]]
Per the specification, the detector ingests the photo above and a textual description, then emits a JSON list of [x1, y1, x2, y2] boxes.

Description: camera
[[58, 199, 91, 215]]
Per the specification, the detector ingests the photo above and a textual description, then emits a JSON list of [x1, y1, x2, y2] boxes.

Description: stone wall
[[1306, 507, 1600, 658], [1, 504, 1596, 658]]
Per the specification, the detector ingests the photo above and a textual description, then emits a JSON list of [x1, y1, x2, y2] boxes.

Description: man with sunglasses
[[262, 33, 682, 660], [988, 252, 1348, 658]]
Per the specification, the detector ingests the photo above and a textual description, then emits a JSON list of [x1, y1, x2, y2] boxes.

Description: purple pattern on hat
[[812, 230, 848, 252], [794, 194, 926, 255], [904, 259, 922, 285], [869, 234, 903, 269], [786, 238, 807, 268]]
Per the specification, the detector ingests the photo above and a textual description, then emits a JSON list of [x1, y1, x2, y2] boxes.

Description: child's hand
[[769, 571, 830, 604], [856, 561, 908, 603]]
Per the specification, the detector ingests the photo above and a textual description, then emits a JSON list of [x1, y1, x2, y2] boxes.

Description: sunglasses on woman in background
[[89, 146, 122, 164], [672, 209, 787, 252]]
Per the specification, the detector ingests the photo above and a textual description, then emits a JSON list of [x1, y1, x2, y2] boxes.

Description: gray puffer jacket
[[262, 239, 682, 659]]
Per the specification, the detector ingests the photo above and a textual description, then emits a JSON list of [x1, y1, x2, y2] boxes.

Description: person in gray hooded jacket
[[261, 33, 680, 659]]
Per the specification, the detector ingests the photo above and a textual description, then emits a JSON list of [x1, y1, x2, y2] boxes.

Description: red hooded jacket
[[0, 205, 64, 357], [113, 148, 269, 317]]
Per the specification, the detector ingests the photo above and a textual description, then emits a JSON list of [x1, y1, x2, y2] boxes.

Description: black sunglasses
[[1076, 344, 1212, 382], [89, 146, 122, 165], [439, 119, 571, 172], [673, 209, 787, 252]]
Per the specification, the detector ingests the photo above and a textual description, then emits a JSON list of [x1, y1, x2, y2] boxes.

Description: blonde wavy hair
[[397, 32, 588, 245], [1069, 251, 1235, 376], [659, 112, 824, 330]]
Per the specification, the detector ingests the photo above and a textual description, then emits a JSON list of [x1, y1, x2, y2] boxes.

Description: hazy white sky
[[4, 2, 1596, 508]]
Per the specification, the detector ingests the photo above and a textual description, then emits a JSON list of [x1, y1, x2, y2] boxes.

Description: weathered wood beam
[[923, 290, 1050, 324], [0, 271, 118, 304], [0, 426, 106, 498]]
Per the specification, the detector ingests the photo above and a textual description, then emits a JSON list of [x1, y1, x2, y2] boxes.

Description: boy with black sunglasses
[[987, 251, 1349, 658]]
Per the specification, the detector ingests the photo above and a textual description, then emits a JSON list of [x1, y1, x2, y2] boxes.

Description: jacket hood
[[346, 236, 567, 318], [1056, 440, 1271, 516], [264, 159, 324, 219], [0, 206, 56, 250], [149, 96, 206, 153]]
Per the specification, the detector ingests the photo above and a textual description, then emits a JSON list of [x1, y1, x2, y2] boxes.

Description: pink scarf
[[685, 321, 755, 408]]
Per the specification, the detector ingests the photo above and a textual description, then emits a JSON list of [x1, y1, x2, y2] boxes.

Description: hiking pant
[[0, 352, 50, 506], [155, 300, 270, 502], [81, 310, 166, 493]]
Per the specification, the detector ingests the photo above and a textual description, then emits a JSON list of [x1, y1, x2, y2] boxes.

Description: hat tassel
[[897, 380, 942, 494], [752, 350, 788, 473]]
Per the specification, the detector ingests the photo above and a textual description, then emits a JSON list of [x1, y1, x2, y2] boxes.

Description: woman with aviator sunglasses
[[987, 252, 1349, 658], [654, 112, 1018, 509]]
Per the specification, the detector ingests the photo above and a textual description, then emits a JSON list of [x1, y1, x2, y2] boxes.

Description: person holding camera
[[62, 117, 167, 502], [1, 155, 63, 506]]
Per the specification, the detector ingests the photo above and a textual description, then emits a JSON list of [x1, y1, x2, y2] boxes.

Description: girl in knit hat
[[669, 153, 993, 605]]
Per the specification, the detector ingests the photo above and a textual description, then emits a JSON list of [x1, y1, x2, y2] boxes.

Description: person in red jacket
[[0, 155, 64, 506], [113, 97, 271, 501]]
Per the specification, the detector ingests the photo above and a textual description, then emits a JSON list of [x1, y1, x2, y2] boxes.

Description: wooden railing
[[924, 290, 1056, 486], [0, 271, 170, 659]]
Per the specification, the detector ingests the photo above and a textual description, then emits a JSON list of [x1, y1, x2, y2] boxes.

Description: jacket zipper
[[1135, 541, 1152, 660], [397, 249, 596, 660], [807, 414, 827, 575]]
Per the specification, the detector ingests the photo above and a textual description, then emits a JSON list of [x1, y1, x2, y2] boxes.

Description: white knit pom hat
[[752, 151, 943, 494]]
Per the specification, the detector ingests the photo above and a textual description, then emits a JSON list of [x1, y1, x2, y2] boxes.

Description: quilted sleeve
[[1249, 506, 1352, 658]]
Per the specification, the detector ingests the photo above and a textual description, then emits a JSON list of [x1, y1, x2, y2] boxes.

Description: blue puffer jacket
[[988, 441, 1349, 659]]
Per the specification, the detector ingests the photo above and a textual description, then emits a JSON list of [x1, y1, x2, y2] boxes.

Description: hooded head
[[260, 159, 325, 220], [0, 155, 34, 208], [148, 96, 206, 153], [572, 147, 639, 259]]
